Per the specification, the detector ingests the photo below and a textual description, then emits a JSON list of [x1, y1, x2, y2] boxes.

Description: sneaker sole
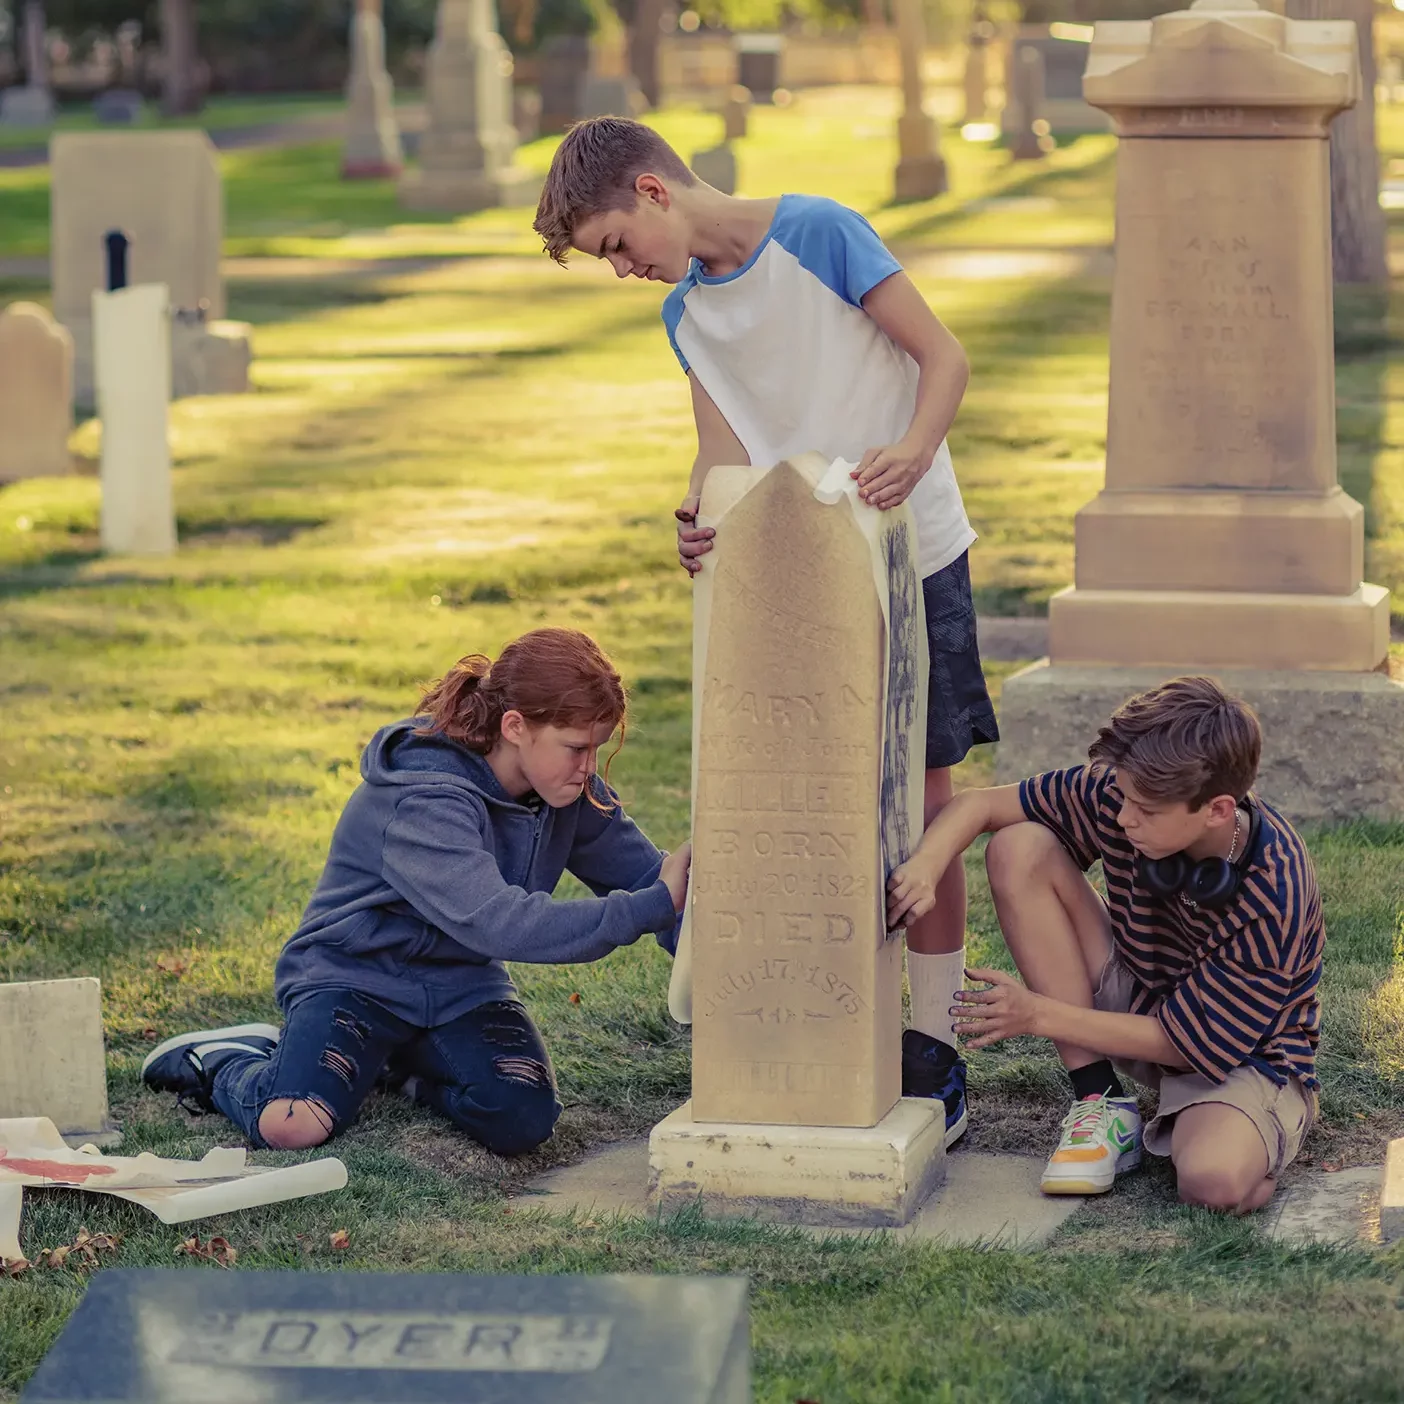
[[1040, 1145, 1142, 1196], [141, 1023, 281, 1077], [945, 1104, 969, 1150]]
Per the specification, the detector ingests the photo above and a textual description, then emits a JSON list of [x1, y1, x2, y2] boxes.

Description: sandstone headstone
[[94, 282, 176, 556], [397, 0, 540, 213], [995, 0, 1404, 821], [651, 454, 944, 1225], [0, 979, 117, 1147], [0, 302, 73, 482], [342, 0, 404, 178], [51, 131, 224, 405], [580, 73, 643, 118], [689, 142, 736, 195], [20, 1270, 751, 1403], [893, 0, 947, 201], [538, 33, 590, 134]]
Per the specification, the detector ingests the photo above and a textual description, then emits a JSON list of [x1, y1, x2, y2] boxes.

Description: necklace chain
[[1178, 807, 1243, 912]]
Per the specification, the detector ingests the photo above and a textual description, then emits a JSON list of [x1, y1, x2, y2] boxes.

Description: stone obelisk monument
[[398, 0, 540, 212], [650, 454, 945, 1228], [892, 0, 948, 200], [342, 0, 404, 179], [996, 0, 1404, 822]]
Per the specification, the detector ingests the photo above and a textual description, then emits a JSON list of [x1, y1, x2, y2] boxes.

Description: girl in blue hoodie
[[142, 627, 691, 1157]]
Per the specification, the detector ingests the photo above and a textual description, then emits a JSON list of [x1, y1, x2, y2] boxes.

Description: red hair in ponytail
[[415, 629, 629, 803]]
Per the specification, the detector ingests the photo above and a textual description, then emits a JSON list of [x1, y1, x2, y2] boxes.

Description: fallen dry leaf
[[155, 954, 195, 977], [328, 1229, 350, 1252], [1, 1257, 30, 1278], [140, 1027, 159, 1042], [174, 1234, 237, 1268], [1323, 1161, 1343, 1173], [41, 1226, 121, 1272], [568, 992, 581, 1005]]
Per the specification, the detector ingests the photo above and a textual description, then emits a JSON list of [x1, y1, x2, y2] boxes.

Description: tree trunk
[[160, 0, 202, 116], [1285, 0, 1387, 284], [863, 0, 887, 28], [628, 0, 662, 108]]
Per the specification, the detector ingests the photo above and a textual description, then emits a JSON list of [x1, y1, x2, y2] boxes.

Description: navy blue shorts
[[922, 551, 999, 770]]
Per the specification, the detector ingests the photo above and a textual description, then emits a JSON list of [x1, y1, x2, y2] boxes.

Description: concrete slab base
[[524, 1138, 1082, 1248], [1265, 1166, 1383, 1246], [647, 1099, 945, 1229], [995, 661, 1404, 825], [1381, 1139, 1404, 1243]]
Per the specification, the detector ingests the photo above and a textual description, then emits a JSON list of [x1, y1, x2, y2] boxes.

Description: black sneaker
[[901, 1028, 969, 1148], [140, 1023, 281, 1113]]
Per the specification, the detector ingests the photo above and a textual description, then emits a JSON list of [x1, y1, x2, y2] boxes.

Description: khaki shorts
[[1093, 957, 1317, 1177]]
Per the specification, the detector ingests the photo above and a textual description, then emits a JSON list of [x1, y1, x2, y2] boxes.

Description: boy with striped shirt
[[887, 676, 1323, 1212]]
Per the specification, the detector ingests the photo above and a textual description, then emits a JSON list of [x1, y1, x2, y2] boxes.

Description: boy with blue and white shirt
[[534, 117, 999, 1145]]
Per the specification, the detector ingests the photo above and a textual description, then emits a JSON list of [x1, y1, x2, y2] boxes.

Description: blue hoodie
[[273, 718, 680, 1027]]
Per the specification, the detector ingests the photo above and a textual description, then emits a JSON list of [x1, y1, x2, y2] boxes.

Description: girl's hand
[[851, 440, 930, 510], [886, 855, 939, 929], [950, 967, 1042, 1049], [675, 496, 714, 575], [661, 841, 692, 912]]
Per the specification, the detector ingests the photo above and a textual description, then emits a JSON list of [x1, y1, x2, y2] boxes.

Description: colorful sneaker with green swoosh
[[1039, 1093, 1143, 1195]]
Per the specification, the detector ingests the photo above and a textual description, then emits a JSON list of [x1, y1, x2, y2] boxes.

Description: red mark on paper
[[0, 1149, 118, 1182]]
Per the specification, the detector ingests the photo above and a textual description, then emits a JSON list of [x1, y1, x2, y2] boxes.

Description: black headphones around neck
[[1136, 799, 1260, 911]]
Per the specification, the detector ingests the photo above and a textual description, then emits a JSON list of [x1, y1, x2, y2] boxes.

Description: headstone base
[[648, 1098, 946, 1228], [895, 152, 948, 201], [1049, 584, 1391, 673], [0, 85, 55, 125], [995, 660, 1404, 825], [397, 164, 542, 213]]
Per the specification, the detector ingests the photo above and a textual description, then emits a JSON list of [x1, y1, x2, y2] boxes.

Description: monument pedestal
[[996, 661, 1404, 824], [342, 0, 404, 178], [649, 1099, 946, 1228]]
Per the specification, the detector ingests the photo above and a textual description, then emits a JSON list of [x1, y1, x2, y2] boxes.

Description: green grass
[[2, 87, 1404, 1403]]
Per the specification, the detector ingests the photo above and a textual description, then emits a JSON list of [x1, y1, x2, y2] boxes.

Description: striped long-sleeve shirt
[[1019, 766, 1323, 1090]]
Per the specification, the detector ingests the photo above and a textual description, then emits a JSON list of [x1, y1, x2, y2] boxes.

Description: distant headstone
[[0, 85, 54, 125], [723, 84, 750, 140], [19, 1269, 751, 1403], [513, 85, 542, 142], [1000, 30, 1108, 138], [93, 88, 145, 125], [342, 0, 403, 178], [538, 33, 590, 134], [0, 302, 74, 482], [580, 73, 643, 119], [398, 0, 540, 212], [735, 33, 781, 103], [1008, 45, 1048, 161], [690, 142, 736, 195], [0, 979, 117, 1146], [51, 130, 225, 405], [170, 306, 253, 398]]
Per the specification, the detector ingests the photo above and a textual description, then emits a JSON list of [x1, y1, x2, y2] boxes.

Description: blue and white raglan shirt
[[661, 194, 975, 580]]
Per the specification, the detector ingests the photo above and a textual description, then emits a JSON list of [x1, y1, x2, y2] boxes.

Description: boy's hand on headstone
[[886, 859, 936, 929], [675, 495, 714, 574], [852, 441, 927, 510], [950, 968, 1040, 1049], [661, 841, 693, 913]]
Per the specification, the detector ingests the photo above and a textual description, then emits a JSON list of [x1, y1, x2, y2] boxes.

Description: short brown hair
[[534, 116, 695, 264], [1087, 676, 1261, 809]]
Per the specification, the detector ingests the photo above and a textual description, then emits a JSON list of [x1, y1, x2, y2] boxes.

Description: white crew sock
[[907, 947, 966, 1050]]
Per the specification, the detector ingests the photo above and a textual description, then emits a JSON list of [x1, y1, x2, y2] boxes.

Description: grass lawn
[[2, 87, 1404, 1402]]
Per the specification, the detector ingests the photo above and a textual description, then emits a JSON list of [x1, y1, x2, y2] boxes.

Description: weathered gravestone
[[51, 131, 251, 404], [995, 0, 1404, 824], [0, 302, 73, 482], [651, 453, 944, 1227], [19, 1269, 751, 1403], [893, 0, 947, 201], [1001, 29, 1110, 139], [1008, 45, 1050, 161], [690, 142, 736, 195], [538, 34, 591, 134], [581, 74, 644, 119], [722, 85, 750, 140], [342, 0, 404, 178], [398, 0, 540, 212], [0, 979, 118, 1147], [0, 1, 54, 126], [93, 88, 145, 124]]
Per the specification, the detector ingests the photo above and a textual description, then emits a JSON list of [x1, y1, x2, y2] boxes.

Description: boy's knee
[[985, 822, 1061, 891], [1175, 1156, 1260, 1213], [259, 1097, 335, 1150], [464, 1074, 561, 1158]]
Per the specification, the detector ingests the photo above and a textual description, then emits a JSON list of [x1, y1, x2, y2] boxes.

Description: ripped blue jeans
[[209, 990, 561, 1156]]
